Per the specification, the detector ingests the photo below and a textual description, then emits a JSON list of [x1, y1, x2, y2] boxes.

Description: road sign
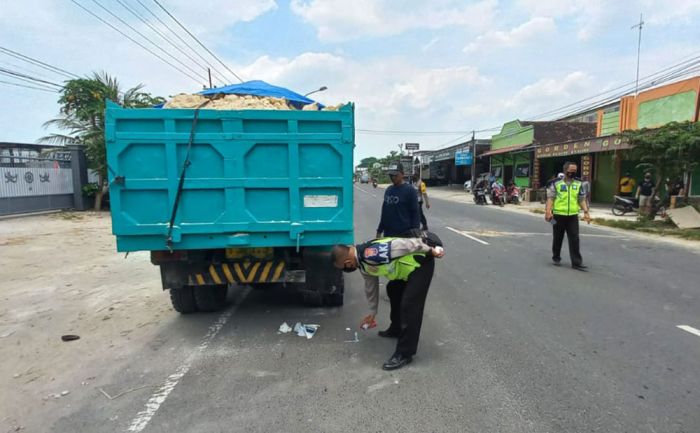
[[455, 151, 472, 166], [404, 143, 420, 151]]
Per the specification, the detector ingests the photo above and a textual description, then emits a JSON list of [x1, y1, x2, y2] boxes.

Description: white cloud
[[515, 0, 604, 41], [503, 71, 595, 115], [290, 0, 498, 42], [236, 52, 491, 158], [464, 16, 556, 53], [166, 0, 277, 36], [643, 0, 700, 25]]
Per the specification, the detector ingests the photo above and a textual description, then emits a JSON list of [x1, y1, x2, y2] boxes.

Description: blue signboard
[[455, 151, 472, 166]]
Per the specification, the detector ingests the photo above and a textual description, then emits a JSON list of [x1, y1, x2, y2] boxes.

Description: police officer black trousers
[[385, 255, 435, 356], [552, 215, 582, 266]]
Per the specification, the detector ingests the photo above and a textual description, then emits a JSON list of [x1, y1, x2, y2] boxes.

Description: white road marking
[[354, 185, 377, 198], [453, 230, 622, 239], [126, 290, 248, 432], [446, 226, 490, 245], [677, 325, 700, 338]]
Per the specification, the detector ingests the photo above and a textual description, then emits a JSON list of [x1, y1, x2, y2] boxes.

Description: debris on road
[[61, 335, 80, 342], [293, 322, 320, 339], [344, 332, 359, 343], [278, 322, 292, 334], [667, 206, 700, 229], [98, 384, 150, 400]]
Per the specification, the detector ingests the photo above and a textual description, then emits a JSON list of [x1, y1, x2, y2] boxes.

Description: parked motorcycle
[[506, 184, 521, 205], [612, 195, 666, 218], [491, 185, 505, 207], [473, 188, 488, 205]]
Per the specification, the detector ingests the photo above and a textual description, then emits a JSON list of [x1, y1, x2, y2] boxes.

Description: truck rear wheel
[[301, 290, 323, 307], [323, 269, 344, 307], [169, 286, 198, 314], [194, 284, 228, 312]]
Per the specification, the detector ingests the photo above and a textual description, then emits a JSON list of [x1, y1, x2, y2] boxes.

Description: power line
[[114, 0, 227, 86], [152, 0, 244, 83], [533, 54, 700, 121], [0, 60, 57, 81], [87, 0, 207, 83], [0, 46, 78, 79], [0, 79, 59, 93], [134, 0, 231, 85], [69, 0, 203, 85], [0, 67, 63, 88]]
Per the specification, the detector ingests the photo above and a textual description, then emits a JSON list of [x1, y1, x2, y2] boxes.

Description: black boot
[[382, 353, 412, 370]]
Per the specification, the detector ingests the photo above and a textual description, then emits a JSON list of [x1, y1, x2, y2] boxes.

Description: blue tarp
[[199, 80, 321, 108]]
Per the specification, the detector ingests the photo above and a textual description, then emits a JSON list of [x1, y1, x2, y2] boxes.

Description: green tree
[[41, 72, 165, 210], [621, 121, 700, 198], [358, 157, 378, 168]]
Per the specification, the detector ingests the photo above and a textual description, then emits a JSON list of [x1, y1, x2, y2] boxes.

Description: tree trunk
[[94, 175, 104, 211]]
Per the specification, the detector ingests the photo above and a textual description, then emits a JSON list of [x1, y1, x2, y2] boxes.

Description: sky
[[1, 0, 699, 162]]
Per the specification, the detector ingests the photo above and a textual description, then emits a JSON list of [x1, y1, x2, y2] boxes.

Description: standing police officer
[[332, 237, 444, 370], [545, 162, 592, 271]]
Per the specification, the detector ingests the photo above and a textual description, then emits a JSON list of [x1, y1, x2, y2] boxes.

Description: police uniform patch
[[364, 248, 378, 258], [362, 242, 392, 264]]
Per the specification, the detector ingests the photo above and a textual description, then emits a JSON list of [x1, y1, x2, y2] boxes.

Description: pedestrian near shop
[[619, 172, 636, 197], [331, 236, 445, 370], [636, 173, 655, 216], [376, 163, 419, 238], [545, 162, 592, 271], [412, 174, 430, 231]]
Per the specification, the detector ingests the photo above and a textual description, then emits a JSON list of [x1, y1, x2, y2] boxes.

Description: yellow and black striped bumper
[[188, 260, 297, 286]]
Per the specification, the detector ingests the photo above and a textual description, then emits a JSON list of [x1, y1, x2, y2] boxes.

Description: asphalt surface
[[53, 185, 700, 433]]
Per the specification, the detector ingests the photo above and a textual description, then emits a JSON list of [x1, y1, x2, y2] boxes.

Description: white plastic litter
[[292, 322, 320, 339], [278, 322, 292, 333]]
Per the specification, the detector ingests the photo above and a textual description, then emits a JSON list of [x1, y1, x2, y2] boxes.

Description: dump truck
[[105, 100, 354, 313]]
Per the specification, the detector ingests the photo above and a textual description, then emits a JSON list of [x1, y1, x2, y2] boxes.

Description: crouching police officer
[[332, 236, 444, 370]]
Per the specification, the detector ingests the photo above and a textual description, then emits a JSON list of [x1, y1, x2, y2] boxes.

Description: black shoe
[[572, 264, 588, 271], [378, 328, 400, 338], [382, 353, 412, 370], [552, 258, 561, 266]]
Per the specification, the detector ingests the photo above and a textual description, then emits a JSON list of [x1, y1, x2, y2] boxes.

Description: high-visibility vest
[[359, 237, 425, 281], [553, 179, 582, 216]]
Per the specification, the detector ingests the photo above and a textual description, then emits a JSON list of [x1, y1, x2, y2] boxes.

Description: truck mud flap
[[187, 260, 304, 286]]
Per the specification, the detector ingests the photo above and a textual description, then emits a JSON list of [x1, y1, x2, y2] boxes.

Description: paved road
[[54, 185, 700, 433]]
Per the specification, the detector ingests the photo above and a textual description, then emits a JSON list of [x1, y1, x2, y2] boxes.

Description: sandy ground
[[0, 212, 168, 433]]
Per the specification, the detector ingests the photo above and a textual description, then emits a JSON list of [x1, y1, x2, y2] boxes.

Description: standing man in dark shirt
[[376, 162, 420, 238], [636, 172, 655, 216]]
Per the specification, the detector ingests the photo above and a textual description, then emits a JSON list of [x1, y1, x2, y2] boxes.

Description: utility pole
[[470, 130, 476, 188], [631, 13, 644, 96], [208, 68, 213, 89]]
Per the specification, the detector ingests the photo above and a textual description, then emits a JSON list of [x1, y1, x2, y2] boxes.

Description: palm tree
[[40, 72, 164, 210]]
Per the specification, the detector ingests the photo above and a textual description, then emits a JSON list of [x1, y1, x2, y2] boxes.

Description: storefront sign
[[455, 151, 472, 166], [535, 135, 630, 158], [581, 154, 592, 181], [532, 158, 541, 189]]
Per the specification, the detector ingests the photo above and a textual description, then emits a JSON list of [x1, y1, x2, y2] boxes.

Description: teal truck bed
[[105, 101, 354, 252], [104, 101, 355, 312]]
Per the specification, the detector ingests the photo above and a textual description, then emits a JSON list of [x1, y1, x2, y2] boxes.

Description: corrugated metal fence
[[0, 152, 77, 215]]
